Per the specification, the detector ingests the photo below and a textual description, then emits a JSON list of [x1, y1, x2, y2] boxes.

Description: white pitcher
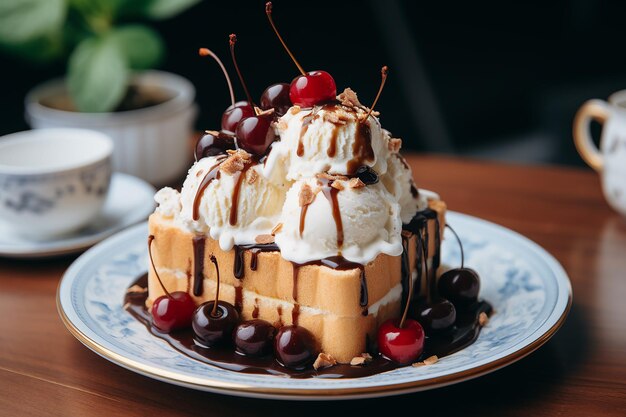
[[574, 90, 626, 216]]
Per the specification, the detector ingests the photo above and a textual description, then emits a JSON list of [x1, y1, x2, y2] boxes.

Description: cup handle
[[573, 99, 610, 171]]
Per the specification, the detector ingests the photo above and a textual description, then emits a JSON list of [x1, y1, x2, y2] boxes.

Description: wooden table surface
[[1, 155, 625, 416]]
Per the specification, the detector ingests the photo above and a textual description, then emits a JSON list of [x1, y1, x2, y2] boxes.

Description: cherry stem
[[198, 47, 235, 108], [361, 66, 388, 124], [399, 239, 413, 329], [265, 2, 306, 76], [148, 235, 171, 298], [209, 255, 220, 317], [229, 34, 257, 112], [445, 223, 464, 268]]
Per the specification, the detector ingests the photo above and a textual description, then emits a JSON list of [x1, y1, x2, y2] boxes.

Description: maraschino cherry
[[148, 235, 196, 332], [377, 260, 425, 364], [195, 130, 236, 160], [265, 2, 336, 107], [229, 34, 276, 156], [260, 83, 292, 116], [438, 224, 481, 309], [192, 255, 239, 346], [234, 319, 276, 356], [273, 325, 318, 370], [197, 47, 254, 135]]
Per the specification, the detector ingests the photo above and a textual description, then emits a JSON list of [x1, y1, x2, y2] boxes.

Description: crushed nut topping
[[348, 178, 366, 189], [322, 111, 349, 125], [271, 222, 283, 235], [247, 169, 258, 185], [331, 181, 345, 191], [255, 234, 275, 244], [221, 150, 251, 175], [289, 105, 301, 115], [254, 107, 275, 117], [313, 353, 337, 370], [316, 172, 349, 181], [299, 183, 315, 207], [388, 138, 402, 153], [126, 285, 148, 294], [350, 353, 373, 366], [412, 355, 439, 367], [479, 312, 489, 326], [337, 88, 362, 107]]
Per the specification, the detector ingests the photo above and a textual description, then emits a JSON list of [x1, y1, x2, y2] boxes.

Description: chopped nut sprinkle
[[255, 234, 275, 244], [289, 105, 301, 115], [126, 285, 147, 294], [479, 312, 489, 326], [348, 178, 366, 189], [299, 183, 315, 207], [316, 172, 349, 181], [313, 353, 337, 370], [337, 88, 362, 107], [412, 355, 439, 367], [388, 138, 402, 153], [247, 169, 258, 185], [331, 181, 344, 190], [221, 150, 251, 175]]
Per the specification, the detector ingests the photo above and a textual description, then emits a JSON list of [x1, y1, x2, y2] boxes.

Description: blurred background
[[3, 0, 626, 167]]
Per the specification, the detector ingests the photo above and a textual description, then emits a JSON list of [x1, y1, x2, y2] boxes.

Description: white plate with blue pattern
[[57, 212, 572, 400]]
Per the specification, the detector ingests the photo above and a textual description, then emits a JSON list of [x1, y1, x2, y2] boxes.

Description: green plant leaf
[[68, 35, 128, 112], [110, 25, 164, 70], [0, 0, 66, 45], [141, 0, 200, 19]]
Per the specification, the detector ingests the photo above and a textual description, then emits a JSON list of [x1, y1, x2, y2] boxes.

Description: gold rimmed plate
[[57, 212, 571, 400]]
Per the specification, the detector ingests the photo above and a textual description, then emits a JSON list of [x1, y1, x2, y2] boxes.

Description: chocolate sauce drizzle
[[125, 272, 491, 379], [191, 236, 206, 296], [233, 243, 279, 279], [317, 178, 344, 250], [229, 161, 255, 226], [192, 156, 226, 221]]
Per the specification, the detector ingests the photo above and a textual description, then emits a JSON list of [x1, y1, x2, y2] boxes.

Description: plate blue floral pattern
[[57, 212, 571, 399]]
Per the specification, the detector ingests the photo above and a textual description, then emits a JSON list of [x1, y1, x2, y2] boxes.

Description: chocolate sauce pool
[[125, 273, 492, 379]]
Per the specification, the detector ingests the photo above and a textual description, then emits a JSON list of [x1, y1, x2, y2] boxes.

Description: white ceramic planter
[[25, 71, 196, 186]]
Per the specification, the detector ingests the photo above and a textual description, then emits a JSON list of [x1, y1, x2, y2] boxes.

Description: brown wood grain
[[1, 154, 625, 416]]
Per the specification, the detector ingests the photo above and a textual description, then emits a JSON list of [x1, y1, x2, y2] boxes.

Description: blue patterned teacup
[[0, 128, 113, 239]]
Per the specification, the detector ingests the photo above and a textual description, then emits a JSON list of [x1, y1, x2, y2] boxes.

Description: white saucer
[[0, 173, 155, 258]]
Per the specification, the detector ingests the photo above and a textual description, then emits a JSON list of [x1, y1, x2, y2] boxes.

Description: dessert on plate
[[127, 3, 491, 375]]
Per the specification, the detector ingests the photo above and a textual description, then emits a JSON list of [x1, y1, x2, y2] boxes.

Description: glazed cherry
[[195, 131, 236, 160], [412, 298, 457, 333], [355, 166, 379, 185], [273, 325, 318, 370], [438, 268, 480, 308], [260, 83, 292, 116], [147, 235, 195, 332], [265, 3, 336, 108], [151, 292, 196, 332], [221, 101, 255, 133], [192, 301, 239, 347], [289, 71, 336, 108], [377, 318, 425, 365], [235, 115, 275, 155], [233, 319, 276, 356]]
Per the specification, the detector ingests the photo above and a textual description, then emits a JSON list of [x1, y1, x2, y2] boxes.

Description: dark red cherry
[[412, 298, 457, 333], [355, 166, 379, 185], [260, 83, 292, 116], [192, 301, 239, 347], [273, 325, 318, 370], [235, 115, 275, 155], [233, 319, 276, 356], [438, 268, 480, 308], [221, 101, 255, 133], [289, 71, 336, 107], [195, 131, 236, 160], [377, 318, 425, 364], [151, 292, 196, 332]]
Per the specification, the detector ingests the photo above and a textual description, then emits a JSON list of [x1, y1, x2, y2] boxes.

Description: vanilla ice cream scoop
[[263, 103, 390, 184], [275, 176, 403, 264], [160, 152, 286, 250]]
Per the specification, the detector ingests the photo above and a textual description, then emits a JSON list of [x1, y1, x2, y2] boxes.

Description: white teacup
[[0, 128, 113, 239], [574, 90, 626, 216]]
